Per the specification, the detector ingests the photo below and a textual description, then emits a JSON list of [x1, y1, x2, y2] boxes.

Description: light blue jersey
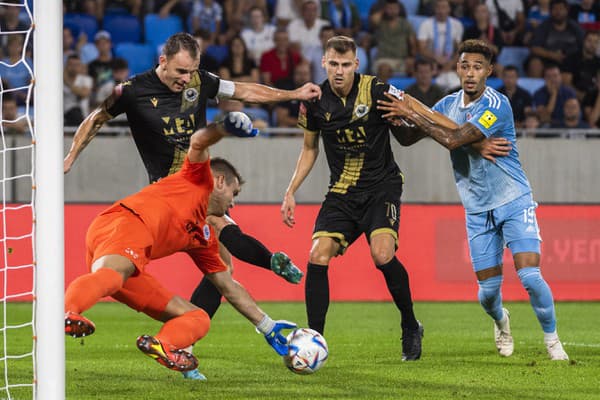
[[432, 87, 531, 213]]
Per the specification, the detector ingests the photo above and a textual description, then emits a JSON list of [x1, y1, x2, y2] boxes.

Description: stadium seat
[[486, 77, 503, 90], [408, 15, 428, 33], [63, 13, 99, 41], [114, 43, 156, 76], [205, 45, 229, 64], [103, 13, 141, 45], [206, 107, 220, 123], [401, 0, 419, 16], [388, 76, 416, 90], [355, 0, 376, 29], [144, 14, 184, 49], [497, 46, 530, 76], [517, 77, 545, 96]]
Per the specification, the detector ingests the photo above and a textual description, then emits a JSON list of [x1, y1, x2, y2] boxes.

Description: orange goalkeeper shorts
[[85, 205, 174, 319]]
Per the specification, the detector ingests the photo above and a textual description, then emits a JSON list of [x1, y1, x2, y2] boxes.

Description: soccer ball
[[283, 328, 328, 374]]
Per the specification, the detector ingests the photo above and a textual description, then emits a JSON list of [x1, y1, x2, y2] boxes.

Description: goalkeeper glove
[[256, 315, 297, 356], [221, 111, 259, 137]]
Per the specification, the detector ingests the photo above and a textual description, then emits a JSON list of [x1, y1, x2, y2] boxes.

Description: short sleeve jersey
[[298, 73, 403, 195], [432, 87, 531, 213], [114, 157, 226, 274], [106, 69, 220, 182]]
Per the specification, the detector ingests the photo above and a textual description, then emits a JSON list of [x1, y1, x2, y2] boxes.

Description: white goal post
[[33, 0, 64, 399]]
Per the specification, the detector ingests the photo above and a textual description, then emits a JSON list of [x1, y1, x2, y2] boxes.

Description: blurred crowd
[[0, 0, 599, 135]]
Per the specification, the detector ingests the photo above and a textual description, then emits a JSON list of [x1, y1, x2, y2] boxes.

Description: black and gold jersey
[[106, 69, 220, 183], [298, 73, 403, 195]]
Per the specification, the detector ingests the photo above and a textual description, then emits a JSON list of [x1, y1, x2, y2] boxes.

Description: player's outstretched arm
[[281, 131, 319, 227], [64, 104, 113, 173], [207, 270, 296, 355], [231, 81, 321, 104], [378, 92, 484, 150]]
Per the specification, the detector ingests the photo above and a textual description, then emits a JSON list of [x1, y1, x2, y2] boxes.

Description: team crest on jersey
[[354, 104, 369, 118], [184, 88, 199, 103], [202, 224, 211, 241], [478, 110, 498, 129]]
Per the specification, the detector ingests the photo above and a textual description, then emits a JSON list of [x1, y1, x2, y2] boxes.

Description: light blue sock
[[517, 267, 556, 333], [477, 275, 504, 321]]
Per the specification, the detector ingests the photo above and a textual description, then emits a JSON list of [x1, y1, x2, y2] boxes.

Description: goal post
[[33, 0, 64, 399]]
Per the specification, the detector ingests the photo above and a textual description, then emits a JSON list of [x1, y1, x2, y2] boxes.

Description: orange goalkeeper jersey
[[100, 157, 226, 274]]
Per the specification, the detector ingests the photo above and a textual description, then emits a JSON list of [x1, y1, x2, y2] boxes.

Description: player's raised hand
[[281, 193, 297, 227], [295, 82, 322, 101], [222, 112, 259, 137], [377, 92, 413, 121], [472, 137, 512, 163]]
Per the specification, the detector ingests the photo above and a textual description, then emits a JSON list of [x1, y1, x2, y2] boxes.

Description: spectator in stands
[[154, 0, 192, 31], [463, 3, 503, 58], [530, 0, 584, 84], [524, 54, 544, 79], [404, 58, 445, 107], [94, 57, 130, 119], [485, 0, 525, 45], [63, 26, 86, 64], [320, 0, 360, 37], [259, 29, 302, 86], [63, 54, 93, 127], [498, 65, 533, 128], [417, 0, 464, 90], [523, 109, 541, 133], [241, 6, 276, 66], [304, 25, 335, 85], [219, 36, 259, 82], [287, 0, 329, 54], [223, 0, 269, 36], [572, 31, 600, 100], [190, 0, 223, 43], [582, 69, 600, 128], [192, 29, 219, 74], [569, 0, 600, 25], [1, 93, 29, 135], [533, 63, 577, 127], [87, 31, 114, 99], [0, 35, 32, 106], [371, 0, 416, 78], [0, 0, 29, 54], [275, 0, 307, 28], [273, 61, 312, 128], [523, 0, 550, 45], [551, 98, 591, 131]]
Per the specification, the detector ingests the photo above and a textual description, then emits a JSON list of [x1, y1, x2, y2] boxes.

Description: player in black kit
[[64, 32, 319, 379], [280, 36, 424, 361]]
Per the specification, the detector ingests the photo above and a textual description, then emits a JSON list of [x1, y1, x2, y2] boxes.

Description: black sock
[[218, 224, 272, 270], [376, 257, 418, 330], [190, 276, 222, 318], [305, 263, 329, 335]]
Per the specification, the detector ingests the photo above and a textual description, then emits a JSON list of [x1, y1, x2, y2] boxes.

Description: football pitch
[[4, 302, 600, 399]]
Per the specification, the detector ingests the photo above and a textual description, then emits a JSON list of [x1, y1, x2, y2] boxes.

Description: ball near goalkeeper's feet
[[283, 328, 328, 374]]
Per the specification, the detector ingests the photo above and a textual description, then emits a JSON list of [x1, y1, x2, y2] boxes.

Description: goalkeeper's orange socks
[[65, 268, 123, 314], [156, 309, 210, 349]]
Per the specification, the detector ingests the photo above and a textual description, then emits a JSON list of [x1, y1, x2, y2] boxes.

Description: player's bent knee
[[370, 250, 394, 267], [162, 295, 201, 321], [477, 275, 503, 306]]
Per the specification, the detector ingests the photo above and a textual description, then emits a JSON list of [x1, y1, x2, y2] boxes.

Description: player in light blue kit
[[377, 39, 568, 360]]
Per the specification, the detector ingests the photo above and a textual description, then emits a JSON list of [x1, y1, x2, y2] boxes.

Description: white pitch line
[[562, 342, 600, 348]]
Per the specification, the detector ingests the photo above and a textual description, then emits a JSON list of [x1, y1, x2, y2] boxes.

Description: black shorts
[[312, 181, 403, 255]]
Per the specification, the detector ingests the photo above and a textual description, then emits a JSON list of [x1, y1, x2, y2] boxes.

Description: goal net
[[0, 1, 63, 399]]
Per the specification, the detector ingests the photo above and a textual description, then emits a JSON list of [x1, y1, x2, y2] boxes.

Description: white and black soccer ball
[[283, 328, 328, 374]]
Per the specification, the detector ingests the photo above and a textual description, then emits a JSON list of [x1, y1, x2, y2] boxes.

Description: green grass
[[3, 302, 600, 399]]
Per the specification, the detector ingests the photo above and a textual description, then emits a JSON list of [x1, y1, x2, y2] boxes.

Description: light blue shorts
[[466, 193, 542, 272]]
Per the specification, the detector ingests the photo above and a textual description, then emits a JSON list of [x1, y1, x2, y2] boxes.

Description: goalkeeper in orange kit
[[64, 113, 297, 374]]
